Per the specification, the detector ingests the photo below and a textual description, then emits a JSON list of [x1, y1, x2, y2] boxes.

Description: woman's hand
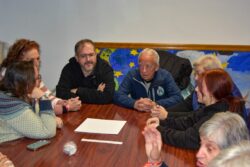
[[28, 87, 45, 99], [146, 117, 160, 128], [151, 105, 168, 120], [142, 126, 162, 163], [55, 117, 63, 129], [0, 152, 14, 167]]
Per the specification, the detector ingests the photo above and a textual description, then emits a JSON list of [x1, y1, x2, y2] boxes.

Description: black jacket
[[157, 101, 229, 149], [56, 57, 115, 104], [167, 92, 198, 118], [157, 50, 192, 90]]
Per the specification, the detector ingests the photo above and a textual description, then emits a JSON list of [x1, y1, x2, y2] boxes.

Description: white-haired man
[[114, 48, 183, 112]]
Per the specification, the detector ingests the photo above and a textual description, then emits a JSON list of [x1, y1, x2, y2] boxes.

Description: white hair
[[199, 111, 250, 149], [208, 140, 250, 167], [138, 48, 159, 65], [193, 54, 223, 70]]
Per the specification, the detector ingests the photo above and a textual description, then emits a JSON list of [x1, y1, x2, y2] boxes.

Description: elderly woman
[[0, 61, 56, 143], [147, 69, 245, 149], [196, 112, 249, 167], [143, 112, 249, 167], [208, 140, 250, 167]]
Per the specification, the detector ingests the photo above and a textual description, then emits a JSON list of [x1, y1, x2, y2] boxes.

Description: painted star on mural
[[129, 62, 135, 68], [130, 49, 138, 56], [114, 71, 123, 78]]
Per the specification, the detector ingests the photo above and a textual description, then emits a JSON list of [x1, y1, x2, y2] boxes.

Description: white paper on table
[[74, 118, 126, 134]]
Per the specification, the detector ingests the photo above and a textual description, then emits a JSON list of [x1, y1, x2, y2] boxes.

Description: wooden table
[[0, 104, 196, 167]]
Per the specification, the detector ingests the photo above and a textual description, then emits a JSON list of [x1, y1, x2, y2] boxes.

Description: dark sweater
[[56, 57, 115, 104], [157, 101, 230, 149]]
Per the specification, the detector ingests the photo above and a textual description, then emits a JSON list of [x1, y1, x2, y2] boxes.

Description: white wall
[[1, 0, 250, 89]]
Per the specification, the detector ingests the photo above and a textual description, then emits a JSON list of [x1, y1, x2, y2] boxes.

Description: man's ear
[[155, 64, 159, 71]]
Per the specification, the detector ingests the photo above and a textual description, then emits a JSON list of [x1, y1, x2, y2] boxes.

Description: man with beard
[[56, 39, 115, 104]]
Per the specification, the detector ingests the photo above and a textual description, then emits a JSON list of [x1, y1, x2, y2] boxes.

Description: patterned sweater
[[0, 91, 56, 143]]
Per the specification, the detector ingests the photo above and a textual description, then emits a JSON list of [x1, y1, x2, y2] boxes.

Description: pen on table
[[81, 138, 123, 145]]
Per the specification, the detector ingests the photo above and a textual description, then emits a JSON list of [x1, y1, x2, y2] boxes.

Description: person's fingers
[[138, 103, 144, 110], [147, 118, 154, 126], [151, 111, 160, 118], [4, 160, 14, 167], [69, 99, 81, 107], [142, 128, 149, 139], [147, 117, 158, 125], [143, 126, 153, 138], [150, 141, 161, 161], [70, 98, 79, 103], [0, 156, 8, 164], [144, 130, 154, 144], [150, 113, 157, 117], [137, 98, 144, 103], [70, 96, 80, 101], [150, 128, 162, 149], [98, 83, 105, 88], [151, 108, 159, 114], [146, 118, 153, 126], [101, 83, 106, 87], [56, 117, 63, 129]]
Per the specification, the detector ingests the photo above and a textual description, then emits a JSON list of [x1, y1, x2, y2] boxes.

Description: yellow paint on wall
[[129, 62, 135, 68], [130, 49, 138, 56], [95, 48, 100, 54], [222, 62, 228, 68], [114, 71, 123, 77]]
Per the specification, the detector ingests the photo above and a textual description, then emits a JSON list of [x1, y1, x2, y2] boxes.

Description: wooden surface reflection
[[0, 104, 196, 167]]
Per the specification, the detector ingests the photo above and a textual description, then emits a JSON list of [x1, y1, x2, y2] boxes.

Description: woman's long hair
[[0, 39, 40, 70], [197, 69, 244, 113], [0, 61, 36, 102]]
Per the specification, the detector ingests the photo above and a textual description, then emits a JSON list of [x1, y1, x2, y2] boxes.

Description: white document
[[75, 118, 126, 134]]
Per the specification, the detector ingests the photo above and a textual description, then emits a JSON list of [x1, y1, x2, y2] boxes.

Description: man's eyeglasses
[[139, 63, 155, 70], [78, 53, 96, 59]]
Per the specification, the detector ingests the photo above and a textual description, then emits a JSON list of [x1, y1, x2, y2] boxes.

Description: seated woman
[[147, 69, 245, 149], [152, 55, 249, 131], [143, 112, 249, 167], [208, 140, 250, 167], [0, 39, 81, 114], [0, 61, 56, 143]]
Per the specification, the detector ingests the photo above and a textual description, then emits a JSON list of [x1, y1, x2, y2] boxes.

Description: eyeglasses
[[139, 63, 155, 70], [78, 53, 96, 59]]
